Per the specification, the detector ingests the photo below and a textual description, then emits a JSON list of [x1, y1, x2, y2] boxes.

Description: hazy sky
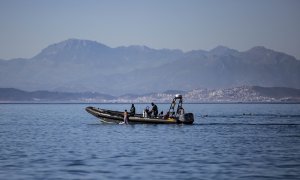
[[0, 0, 300, 59]]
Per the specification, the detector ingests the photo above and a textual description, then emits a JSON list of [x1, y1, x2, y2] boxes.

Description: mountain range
[[0, 39, 300, 95]]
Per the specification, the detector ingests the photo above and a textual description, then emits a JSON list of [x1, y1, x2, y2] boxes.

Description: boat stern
[[178, 113, 194, 124]]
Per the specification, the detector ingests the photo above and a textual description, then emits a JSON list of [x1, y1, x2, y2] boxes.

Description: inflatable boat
[[85, 94, 194, 124]]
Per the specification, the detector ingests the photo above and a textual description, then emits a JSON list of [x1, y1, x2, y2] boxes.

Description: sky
[[0, 0, 300, 60]]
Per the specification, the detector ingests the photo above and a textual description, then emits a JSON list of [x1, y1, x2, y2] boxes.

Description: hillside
[[1, 86, 299, 103], [0, 39, 300, 95], [0, 88, 114, 102]]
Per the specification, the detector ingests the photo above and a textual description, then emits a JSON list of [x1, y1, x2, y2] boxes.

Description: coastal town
[[1, 86, 299, 103], [86, 86, 300, 103]]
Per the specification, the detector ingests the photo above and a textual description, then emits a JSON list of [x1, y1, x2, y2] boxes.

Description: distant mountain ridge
[[0, 39, 300, 95], [32, 39, 111, 62], [0, 88, 114, 102], [1, 86, 299, 103]]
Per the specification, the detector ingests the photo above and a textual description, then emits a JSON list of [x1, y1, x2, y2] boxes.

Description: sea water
[[0, 103, 299, 179]]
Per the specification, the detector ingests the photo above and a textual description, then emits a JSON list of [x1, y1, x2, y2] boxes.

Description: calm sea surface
[[0, 103, 300, 180]]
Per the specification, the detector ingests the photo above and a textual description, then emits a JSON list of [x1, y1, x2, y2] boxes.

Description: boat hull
[[85, 106, 194, 124]]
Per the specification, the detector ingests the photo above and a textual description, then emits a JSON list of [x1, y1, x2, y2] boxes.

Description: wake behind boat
[[85, 94, 194, 124]]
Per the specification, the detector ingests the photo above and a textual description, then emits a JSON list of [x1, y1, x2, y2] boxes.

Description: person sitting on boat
[[123, 110, 129, 124], [170, 112, 175, 118], [163, 112, 169, 119], [150, 102, 158, 117], [178, 107, 185, 115], [143, 106, 149, 117], [159, 111, 164, 118], [130, 104, 136, 116]]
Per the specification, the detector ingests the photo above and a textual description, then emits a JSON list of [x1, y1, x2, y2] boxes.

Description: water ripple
[[0, 103, 299, 180]]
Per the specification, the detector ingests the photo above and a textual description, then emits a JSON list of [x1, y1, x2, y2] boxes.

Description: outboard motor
[[178, 113, 194, 124]]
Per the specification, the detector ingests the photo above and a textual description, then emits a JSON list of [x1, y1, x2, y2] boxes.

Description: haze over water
[[0, 103, 299, 179], [1, 1, 300, 179]]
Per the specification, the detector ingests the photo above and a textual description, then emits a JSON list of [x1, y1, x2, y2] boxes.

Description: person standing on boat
[[123, 110, 129, 124], [150, 102, 158, 117], [130, 104, 135, 116]]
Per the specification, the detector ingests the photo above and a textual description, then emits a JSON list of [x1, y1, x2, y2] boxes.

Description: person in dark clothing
[[159, 111, 164, 118], [150, 102, 158, 117], [130, 104, 136, 116]]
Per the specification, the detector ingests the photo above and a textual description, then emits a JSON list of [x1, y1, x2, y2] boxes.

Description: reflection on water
[[0, 103, 299, 179]]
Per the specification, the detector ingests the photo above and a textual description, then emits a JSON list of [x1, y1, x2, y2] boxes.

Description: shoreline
[[1, 101, 300, 104]]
